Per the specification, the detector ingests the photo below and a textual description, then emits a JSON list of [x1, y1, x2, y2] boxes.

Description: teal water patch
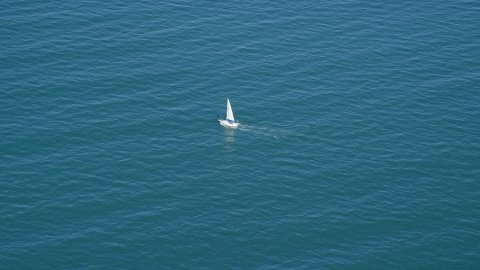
[[1, 0, 479, 269]]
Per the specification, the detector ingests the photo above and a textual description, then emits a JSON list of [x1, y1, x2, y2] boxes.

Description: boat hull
[[219, 120, 239, 128]]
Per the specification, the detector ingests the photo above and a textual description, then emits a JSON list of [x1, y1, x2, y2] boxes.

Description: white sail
[[226, 98, 235, 123]]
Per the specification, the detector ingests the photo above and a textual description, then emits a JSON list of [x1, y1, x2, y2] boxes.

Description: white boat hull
[[219, 119, 239, 128]]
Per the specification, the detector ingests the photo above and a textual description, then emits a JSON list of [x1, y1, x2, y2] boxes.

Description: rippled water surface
[[1, 0, 479, 269]]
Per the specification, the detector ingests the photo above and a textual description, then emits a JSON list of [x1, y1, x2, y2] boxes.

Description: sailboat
[[219, 98, 239, 128]]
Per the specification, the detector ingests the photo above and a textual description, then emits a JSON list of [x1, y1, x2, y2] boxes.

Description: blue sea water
[[1, 0, 479, 269]]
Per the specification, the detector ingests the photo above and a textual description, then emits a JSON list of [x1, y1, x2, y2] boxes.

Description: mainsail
[[226, 98, 235, 123]]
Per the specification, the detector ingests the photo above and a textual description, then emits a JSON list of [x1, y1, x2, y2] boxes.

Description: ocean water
[[1, 0, 479, 269]]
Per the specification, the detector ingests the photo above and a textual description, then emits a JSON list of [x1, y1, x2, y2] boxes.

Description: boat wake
[[238, 124, 298, 139]]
